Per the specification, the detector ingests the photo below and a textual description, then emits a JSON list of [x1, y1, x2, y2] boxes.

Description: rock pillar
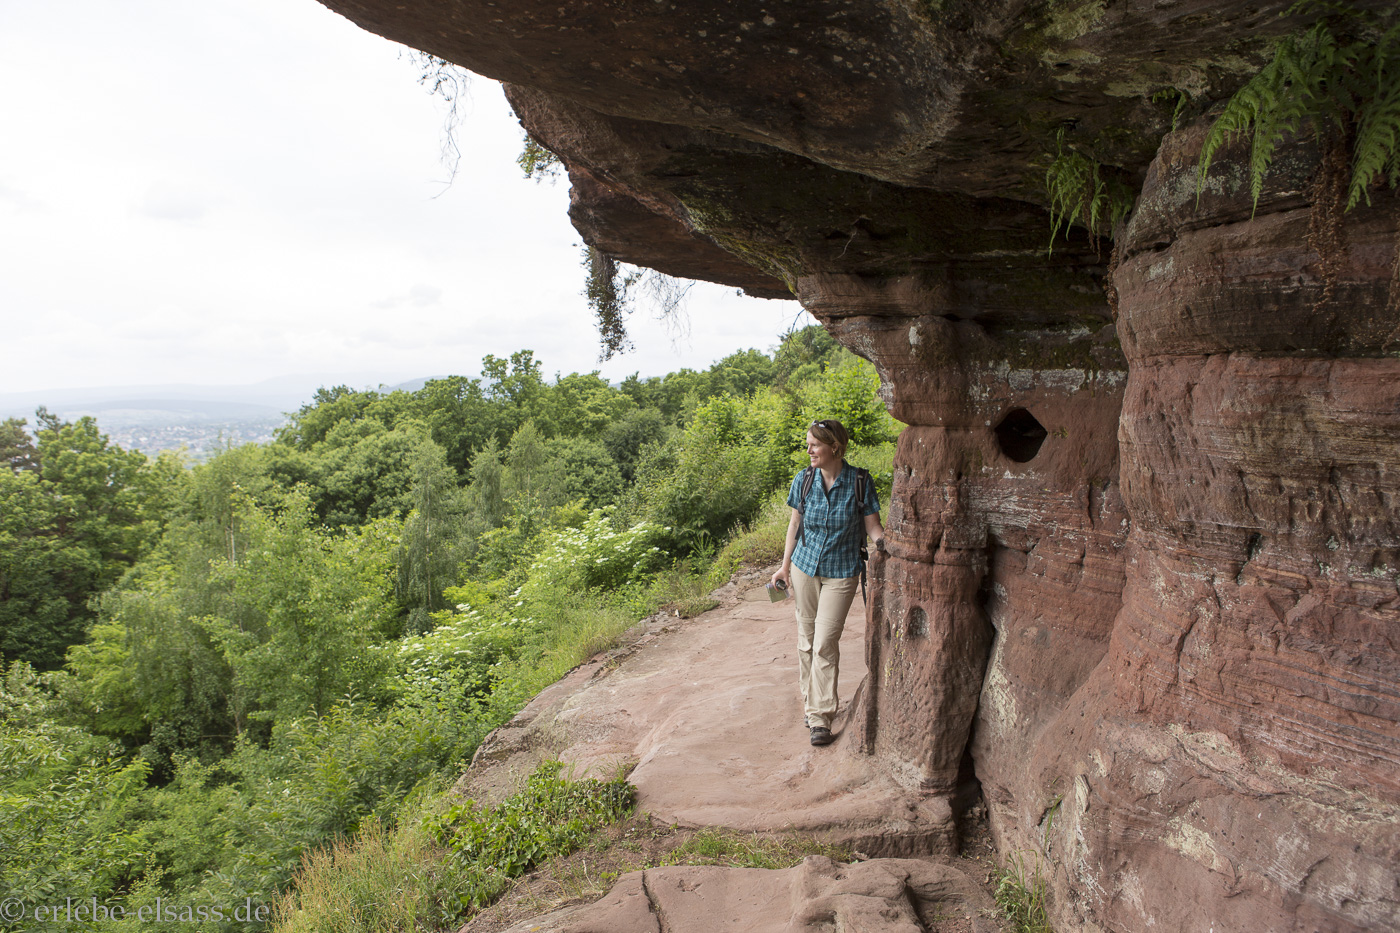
[[796, 268, 1131, 799]]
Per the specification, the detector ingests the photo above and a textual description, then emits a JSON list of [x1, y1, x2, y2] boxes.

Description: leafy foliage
[[427, 761, 634, 917], [522, 508, 668, 599], [1045, 127, 1135, 250], [1198, 2, 1400, 211], [517, 135, 562, 182]]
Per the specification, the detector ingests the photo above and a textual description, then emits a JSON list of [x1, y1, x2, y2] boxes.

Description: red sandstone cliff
[[314, 1, 1399, 929]]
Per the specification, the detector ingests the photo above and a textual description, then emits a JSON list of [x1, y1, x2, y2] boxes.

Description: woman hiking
[[770, 419, 886, 747]]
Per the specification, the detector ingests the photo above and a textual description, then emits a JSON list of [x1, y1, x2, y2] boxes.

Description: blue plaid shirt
[[787, 463, 880, 579]]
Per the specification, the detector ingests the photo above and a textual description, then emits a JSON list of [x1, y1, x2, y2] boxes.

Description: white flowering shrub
[[521, 507, 669, 600], [395, 592, 538, 699]]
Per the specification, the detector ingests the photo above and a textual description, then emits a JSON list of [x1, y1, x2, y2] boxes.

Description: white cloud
[[138, 182, 210, 224]]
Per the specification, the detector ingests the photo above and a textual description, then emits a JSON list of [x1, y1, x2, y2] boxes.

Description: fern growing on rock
[[1198, 1, 1400, 212], [1044, 127, 1135, 252]]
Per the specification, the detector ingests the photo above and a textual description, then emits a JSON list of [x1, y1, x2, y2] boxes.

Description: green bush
[[0, 663, 152, 925], [522, 507, 669, 599], [396, 595, 537, 700], [427, 761, 634, 918], [628, 393, 794, 553]]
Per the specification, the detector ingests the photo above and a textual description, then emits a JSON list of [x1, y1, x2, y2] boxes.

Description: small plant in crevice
[[1044, 127, 1136, 254], [583, 246, 695, 361], [585, 246, 636, 361], [1152, 87, 1194, 133], [1196, 1, 1400, 314], [993, 849, 1054, 933]]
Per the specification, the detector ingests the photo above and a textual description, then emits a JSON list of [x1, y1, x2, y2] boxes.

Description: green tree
[[0, 415, 172, 669], [395, 439, 468, 635], [0, 418, 39, 473], [796, 352, 900, 449], [504, 420, 549, 536], [0, 470, 94, 668], [482, 350, 546, 438], [276, 385, 385, 451], [536, 371, 635, 440], [418, 375, 500, 475], [708, 347, 777, 398], [199, 491, 396, 725], [773, 324, 840, 388], [307, 420, 431, 527], [601, 408, 669, 483], [463, 437, 508, 532], [626, 392, 791, 553], [539, 437, 624, 510]]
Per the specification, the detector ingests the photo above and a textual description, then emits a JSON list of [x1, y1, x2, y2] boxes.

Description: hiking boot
[[810, 726, 833, 746]]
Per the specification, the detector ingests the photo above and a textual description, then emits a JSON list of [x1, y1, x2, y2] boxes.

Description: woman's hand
[[771, 566, 791, 590]]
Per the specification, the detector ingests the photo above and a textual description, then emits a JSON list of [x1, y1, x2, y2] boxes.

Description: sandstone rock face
[[1041, 124, 1400, 932], [494, 857, 1001, 933], [316, 1, 1399, 929]]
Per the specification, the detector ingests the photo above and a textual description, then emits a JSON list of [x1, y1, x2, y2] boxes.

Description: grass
[[993, 849, 1053, 933], [644, 559, 723, 618], [274, 815, 442, 933], [658, 827, 850, 869], [274, 763, 635, 933]]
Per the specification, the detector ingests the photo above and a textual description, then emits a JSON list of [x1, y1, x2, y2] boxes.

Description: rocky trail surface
[[457, 570, 1007, 933]]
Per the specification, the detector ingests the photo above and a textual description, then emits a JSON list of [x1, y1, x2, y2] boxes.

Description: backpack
[[795, 464, 873, 601]]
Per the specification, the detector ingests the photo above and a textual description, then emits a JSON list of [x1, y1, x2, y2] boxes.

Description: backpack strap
[[794, 465, 817, 545], [854, 467, 871, 603]]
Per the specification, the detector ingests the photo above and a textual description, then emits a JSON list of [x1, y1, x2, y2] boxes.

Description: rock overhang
[[314, 0, 1369, 328]]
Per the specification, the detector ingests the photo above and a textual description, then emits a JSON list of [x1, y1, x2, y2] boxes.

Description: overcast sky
[[0, 0, 808, 398]]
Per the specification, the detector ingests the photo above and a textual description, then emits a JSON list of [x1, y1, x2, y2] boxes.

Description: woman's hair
[[808, 418, 849, 460]]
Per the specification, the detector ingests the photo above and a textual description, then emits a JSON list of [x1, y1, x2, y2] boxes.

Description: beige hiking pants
[[790, 566, 859, 731]]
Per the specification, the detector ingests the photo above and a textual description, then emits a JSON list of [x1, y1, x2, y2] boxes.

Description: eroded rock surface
[[494, 856, 1000, 933], [315, 1, 1400, 928]]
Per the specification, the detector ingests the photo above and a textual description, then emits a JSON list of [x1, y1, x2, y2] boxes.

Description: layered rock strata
[[314, 0, 1400, 929], [1033, 123, 1400, 932]]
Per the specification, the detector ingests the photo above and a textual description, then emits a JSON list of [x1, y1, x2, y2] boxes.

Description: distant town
[[0, 375, 433, 464], [99, 414, 288, 462]]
